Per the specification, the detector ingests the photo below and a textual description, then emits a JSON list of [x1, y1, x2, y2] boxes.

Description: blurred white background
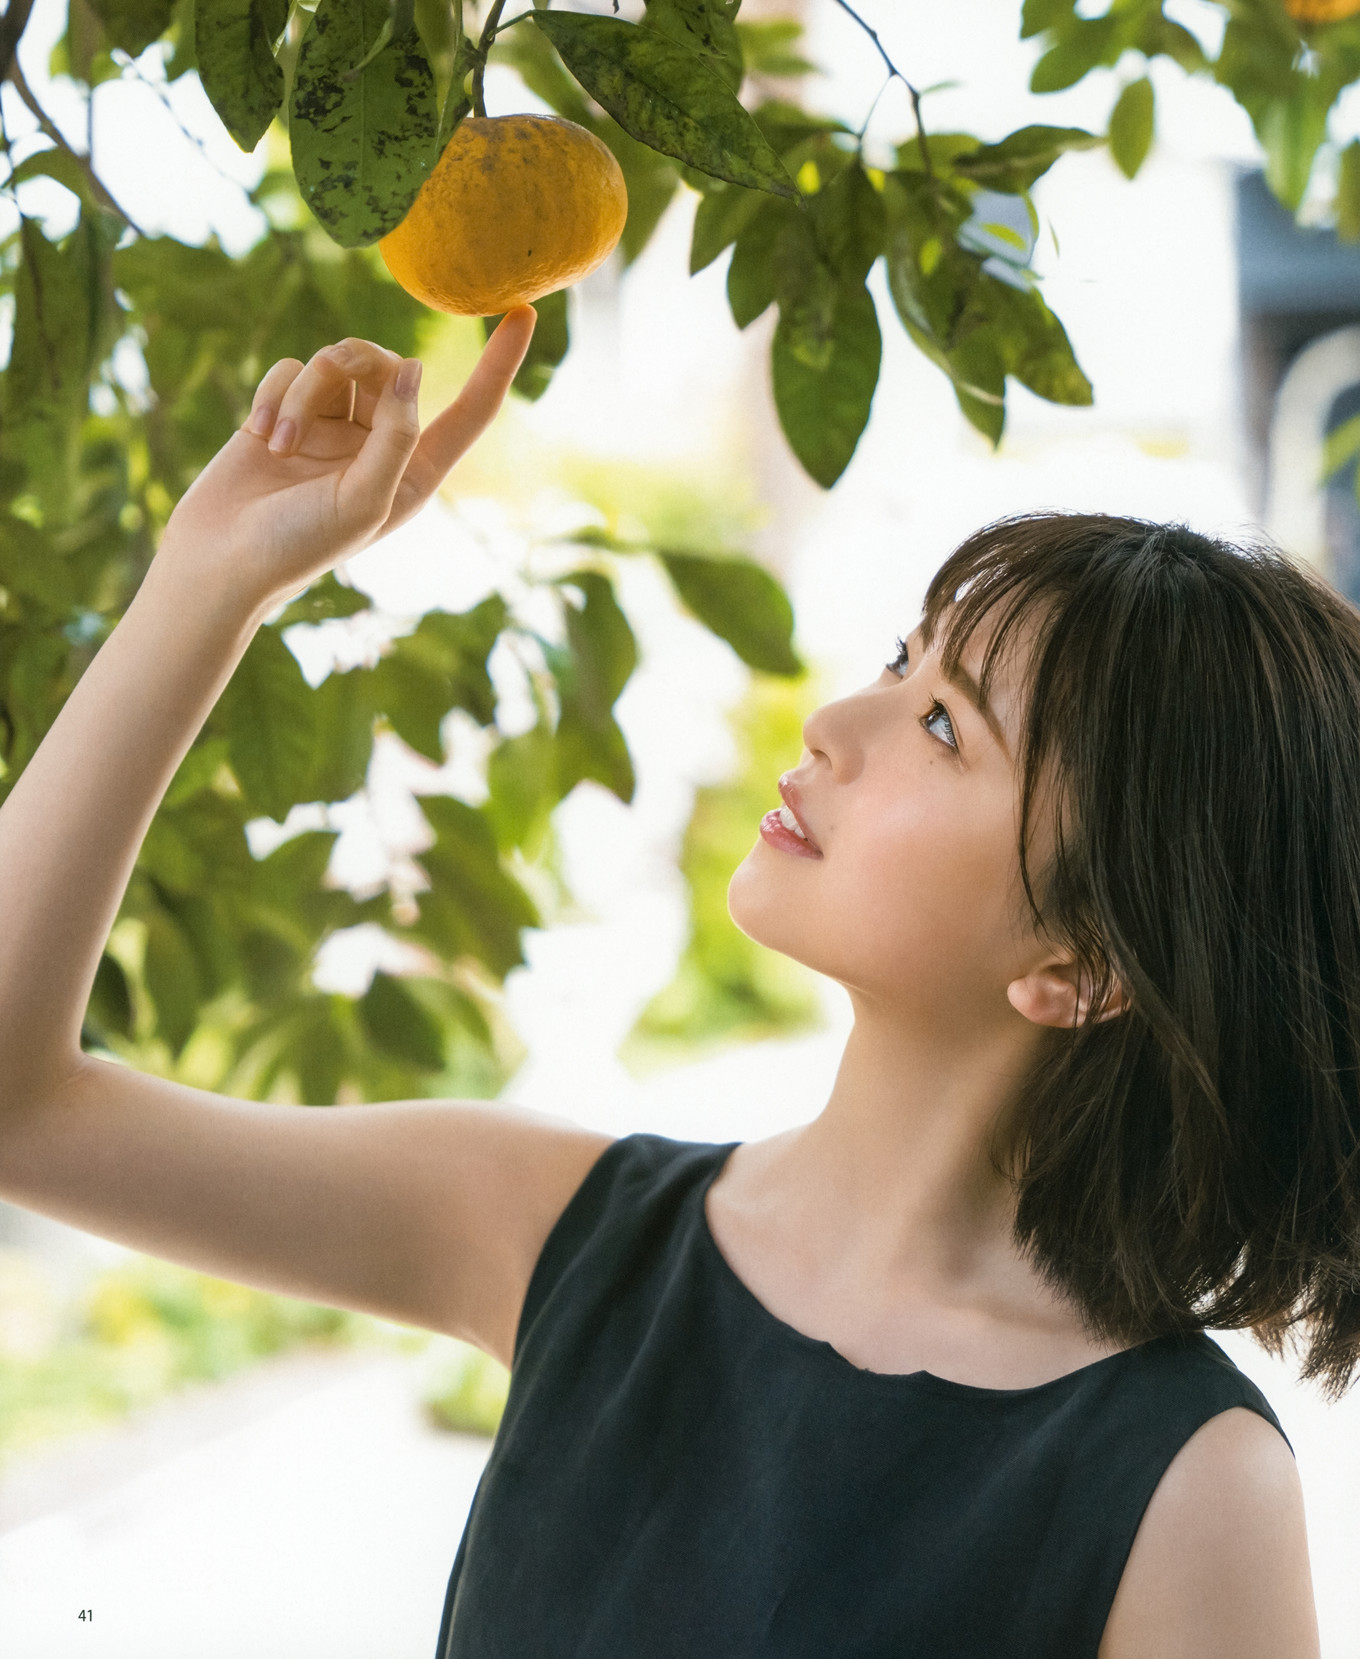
[[3, 0, 1360, 1655]]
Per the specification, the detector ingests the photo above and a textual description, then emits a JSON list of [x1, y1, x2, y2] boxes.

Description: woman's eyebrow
[[942, 659, 1011, 760]]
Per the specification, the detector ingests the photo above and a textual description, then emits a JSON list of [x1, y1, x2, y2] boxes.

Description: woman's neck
[[705, 1003, 1124, 1386]]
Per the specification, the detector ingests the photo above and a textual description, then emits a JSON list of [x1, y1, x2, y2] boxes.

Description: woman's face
[[728, 615, 1049, 1036]]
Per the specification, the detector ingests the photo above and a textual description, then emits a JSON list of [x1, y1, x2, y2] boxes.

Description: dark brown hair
[[921, 511, 1360, 1396]]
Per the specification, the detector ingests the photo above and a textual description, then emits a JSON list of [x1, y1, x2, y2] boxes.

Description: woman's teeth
[[778, 804, 807, 841]]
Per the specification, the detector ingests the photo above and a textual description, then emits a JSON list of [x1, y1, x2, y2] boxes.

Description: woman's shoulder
[[513, 1132, 736, 1359], [1099, 1404, 1318, 1658]]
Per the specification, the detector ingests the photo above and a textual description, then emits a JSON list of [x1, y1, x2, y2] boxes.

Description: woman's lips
[[760, 778, 822, 859], [759, 809, 821, 858]]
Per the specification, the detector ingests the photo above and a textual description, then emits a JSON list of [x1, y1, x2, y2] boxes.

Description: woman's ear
[[1007, 959, 1131, 1029]]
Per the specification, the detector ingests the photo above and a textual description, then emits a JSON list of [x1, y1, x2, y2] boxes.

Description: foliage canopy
[[2, 0, 1359, 1101]]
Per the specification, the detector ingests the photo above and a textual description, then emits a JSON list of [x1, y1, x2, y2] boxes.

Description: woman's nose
[[801, 690, 872, 782]]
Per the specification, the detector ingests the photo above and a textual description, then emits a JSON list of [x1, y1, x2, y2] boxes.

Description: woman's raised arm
[[0, 316, 610, 1367]]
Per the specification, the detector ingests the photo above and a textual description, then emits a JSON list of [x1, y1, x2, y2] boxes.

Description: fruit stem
[[471, 0, 511, 119], [828, 0, 934, 176]]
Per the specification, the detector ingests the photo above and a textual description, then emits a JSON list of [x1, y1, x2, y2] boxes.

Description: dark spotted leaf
[[196, 0, 289, 154], [290, 0, 438, 247], [643, 0, 742, 91], [532, 11, 795, 197]]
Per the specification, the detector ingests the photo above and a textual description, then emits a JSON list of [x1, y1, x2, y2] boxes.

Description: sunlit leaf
[[1108, 77, 1154, 180], [952, 124, 1101, 192], [658, 551, 802, 676], [532, 11, 795, 197]]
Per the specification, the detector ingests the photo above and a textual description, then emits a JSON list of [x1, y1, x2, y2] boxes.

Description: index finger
[[411, 307, 537, 479]]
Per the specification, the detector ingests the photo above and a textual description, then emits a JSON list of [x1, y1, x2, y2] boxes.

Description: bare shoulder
[[1099, 1406, 1319, 1659]]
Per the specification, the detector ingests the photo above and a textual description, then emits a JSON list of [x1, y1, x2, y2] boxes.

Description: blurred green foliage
[[420, 1338, 509, 1437], [0, 42, 804, 1103], [0, 1251, 389, 1468], [625, 673, 821, 1067]]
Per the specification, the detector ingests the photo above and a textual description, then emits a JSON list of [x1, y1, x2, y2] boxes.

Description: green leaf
[[552, 570, 638, 804], [143, 903, 205, 1055], [735, 18, 814, 78], [1029, 16, 1119, 93], [482, 290, 569, 402], [952, 124, 1101, 193], [727, 197, 796, 328], [771, 223, 882, 489], [359, 971, 446, 1070], [1259, 92, 1329, 214], [946, 327, 1006, 444], [1021, 0, 1076, 40], [290, 0, 439, 247], [531, 11, 795, 198], [643, 0, 743, 90], [809, 161, 885, 286], [307, 666, 376, 802], [87, 951, 135, 1041], [196, 0, 289, 153], [1108, 77, 1154, 180], [85, 0, 174, 55], [8, 148, 103, 211], [658, 551, 802, 676], [2, 212, 121, 526], [1339, 141, 1360, 242], [690, 180, 766, 274], [370, 596, 506, 762], [407, 795, 539, 976], [222, 628, 317, 821], [277, 573, 373, 625]]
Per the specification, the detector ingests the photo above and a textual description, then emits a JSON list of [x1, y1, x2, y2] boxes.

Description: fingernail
[[247, 404, 276, 437], [396, 357, 423, 401], [268, 417, 296, 456]]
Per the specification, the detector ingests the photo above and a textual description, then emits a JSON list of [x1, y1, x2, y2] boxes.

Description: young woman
[[0, 315, 1342, 1658]]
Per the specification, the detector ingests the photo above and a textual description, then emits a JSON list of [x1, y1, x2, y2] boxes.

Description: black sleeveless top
[[435, 1134, 1286, 1658]]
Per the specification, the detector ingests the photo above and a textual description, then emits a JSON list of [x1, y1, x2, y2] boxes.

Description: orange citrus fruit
[[379, 114, 629, 316], [1284, 0, 1360, 21]]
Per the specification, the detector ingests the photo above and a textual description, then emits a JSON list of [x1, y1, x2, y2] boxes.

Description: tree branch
[[829, 0, 933, 175], [5, 62, 148, 236], [471, 0, 510, 119]]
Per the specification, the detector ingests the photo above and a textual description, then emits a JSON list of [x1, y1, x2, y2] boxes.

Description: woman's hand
[[158, 308, 537, 617]]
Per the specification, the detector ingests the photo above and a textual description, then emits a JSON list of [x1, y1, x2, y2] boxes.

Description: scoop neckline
[[695, 1139, 1175, 1401]]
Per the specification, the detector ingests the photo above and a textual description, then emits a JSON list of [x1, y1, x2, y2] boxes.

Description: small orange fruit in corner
[[379, 114, 629, 317], [1283, 0, 1360, 22]]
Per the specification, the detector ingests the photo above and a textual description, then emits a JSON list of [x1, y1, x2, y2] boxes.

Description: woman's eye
[[924, 701, 958, 750], [887, 636, 910, 676]]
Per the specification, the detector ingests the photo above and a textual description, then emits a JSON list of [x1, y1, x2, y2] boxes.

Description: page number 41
[[77, 1609, 93, 1621]]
